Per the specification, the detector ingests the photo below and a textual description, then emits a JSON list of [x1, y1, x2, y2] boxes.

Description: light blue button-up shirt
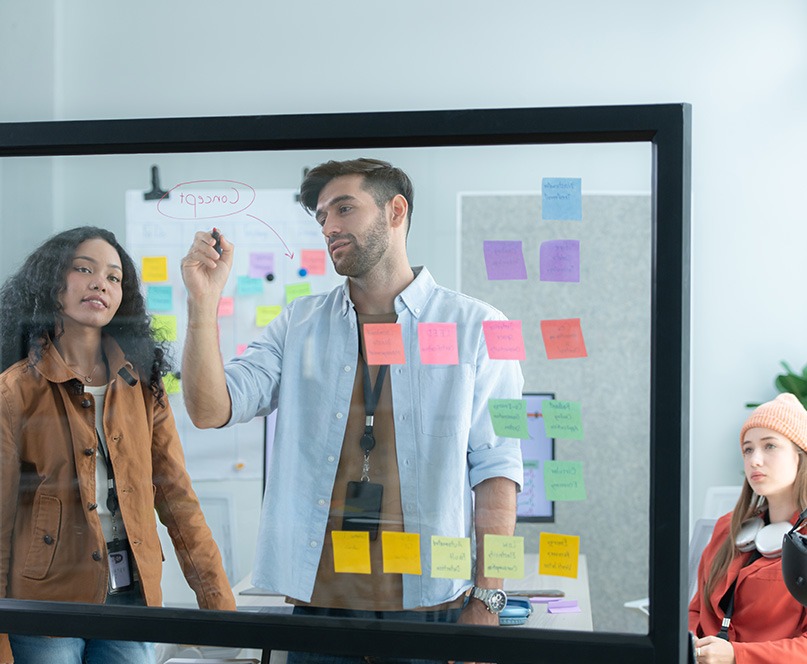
[[225, 266, 524, 609]]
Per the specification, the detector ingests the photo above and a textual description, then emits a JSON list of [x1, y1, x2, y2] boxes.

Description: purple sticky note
[[483, 240, 528, 280], [547, 599, 580, 614], [540, 240, 580, 283], [248, 252, 275, 279]]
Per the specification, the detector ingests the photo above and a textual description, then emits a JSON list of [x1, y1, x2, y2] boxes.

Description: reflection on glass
[[0, 142, 652, 642]]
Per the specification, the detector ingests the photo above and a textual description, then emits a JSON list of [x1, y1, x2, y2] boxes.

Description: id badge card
[[342, 481, 383, 541], [107, 539, 133, 592]]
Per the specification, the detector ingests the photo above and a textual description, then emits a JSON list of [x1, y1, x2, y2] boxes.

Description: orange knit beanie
[[740, 393, 807, 453]]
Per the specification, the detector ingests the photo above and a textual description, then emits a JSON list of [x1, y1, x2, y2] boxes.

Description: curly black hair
[[0, 226, 171, 402]]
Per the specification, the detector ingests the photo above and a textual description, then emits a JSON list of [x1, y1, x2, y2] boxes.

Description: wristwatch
[[470, 586, 508, 614]]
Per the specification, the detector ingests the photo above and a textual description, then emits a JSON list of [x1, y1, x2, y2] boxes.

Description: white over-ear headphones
[[736, 517, 793, 558]]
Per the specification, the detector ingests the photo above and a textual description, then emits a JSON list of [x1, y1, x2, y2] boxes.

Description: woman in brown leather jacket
[[0, 227, 236, 664]]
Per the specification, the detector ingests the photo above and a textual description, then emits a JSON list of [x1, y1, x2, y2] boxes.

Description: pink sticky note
[[363, 324, 406, 365], [482, 320, 526, 360], [217, 296, 235, 318], [540, 319, 588, 360], [301, 249, 327, 275], [236, 343, 248, 355], [418, 323, 458, 365]]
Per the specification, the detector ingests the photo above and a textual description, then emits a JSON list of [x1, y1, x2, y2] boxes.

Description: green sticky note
[[488, 399, 529, 439], [163, 373, 181, 395], [256, 305, 282, 327], [543, 460, 587, 501], [483, 534, 524, 579], [151, 314, 177, 342], [285, 282, 312, 304], [542, 400, 584, 439], [430, 536, 471, 580]]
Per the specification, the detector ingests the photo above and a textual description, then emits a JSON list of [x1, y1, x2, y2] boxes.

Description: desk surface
[[233, 553, 592, 632]]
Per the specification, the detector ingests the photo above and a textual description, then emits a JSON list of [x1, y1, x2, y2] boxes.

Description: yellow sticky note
[[332, 531, 371, 574], [483, 534, 524, 579], [151, 315, 177, 342], [285, 282, 312, 304], [430, 536, 471, 579], [256, 305, 282, 327], [163, 373, 181, 395], [539, 532, 580, 579], [142, 256, 168, 282], [382, 532, 422, 575]]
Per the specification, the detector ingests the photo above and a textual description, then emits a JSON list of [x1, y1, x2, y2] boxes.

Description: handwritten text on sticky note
[[285, 282, 312, 304], [540, 318, 587, 359], [382, 532, 422, 575], [217, 296, 235, 318], [540, 239, 580, 282], [542, 400, 584, 439], [488, 399, 529, 439], [542, 178, 582, 221], [332, 531, 372, 574], [431, 536, 471, 579], [237, 276, 264, 296], [543, 460, 587, 501], [539, 532, 580, 579], [248, 252, 274, 280], [256, 305, 282, 327], [418, 322, 458, 365], [484, 534, 524, 579], [147, 285, 173, 311], [142, 256, 168, 282], [363, 323, 406, 365], [483, 240, 528, 280], [482, 320, 526, 360], [151, 314, 178, 342]]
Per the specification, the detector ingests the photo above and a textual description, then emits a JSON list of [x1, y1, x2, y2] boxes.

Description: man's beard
[[330, 211, 389, 277]]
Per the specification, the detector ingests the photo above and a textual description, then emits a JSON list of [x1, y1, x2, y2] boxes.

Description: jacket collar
[[33, 334, 137, 386]]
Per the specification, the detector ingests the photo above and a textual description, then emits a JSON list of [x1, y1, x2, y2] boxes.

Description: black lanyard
[[96, 430, 120, 518], [358, 316, 389, 481]]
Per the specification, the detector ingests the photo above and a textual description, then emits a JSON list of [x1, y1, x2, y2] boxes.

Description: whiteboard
[[125, 186, 344, 480]]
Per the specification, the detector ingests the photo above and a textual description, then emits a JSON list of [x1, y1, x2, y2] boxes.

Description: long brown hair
[[702, 446, 807, 603]]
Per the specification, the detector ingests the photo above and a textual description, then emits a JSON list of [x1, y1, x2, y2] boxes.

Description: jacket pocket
[[22, 494, 62, 580]]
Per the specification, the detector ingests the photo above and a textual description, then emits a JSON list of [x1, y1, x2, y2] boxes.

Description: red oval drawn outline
[[157, 179, 256, 220]]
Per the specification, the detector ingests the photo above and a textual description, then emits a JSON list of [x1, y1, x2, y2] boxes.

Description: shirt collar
[[338, 266, 434, 319]]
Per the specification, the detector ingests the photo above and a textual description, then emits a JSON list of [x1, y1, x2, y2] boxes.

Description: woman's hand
[[694, 636, 735, 664]]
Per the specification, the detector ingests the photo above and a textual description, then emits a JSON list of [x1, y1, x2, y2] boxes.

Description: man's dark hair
[[299, 158, 414, 235]]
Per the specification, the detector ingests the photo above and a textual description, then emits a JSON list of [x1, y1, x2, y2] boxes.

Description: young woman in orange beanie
[[689, 393, 807, 664]]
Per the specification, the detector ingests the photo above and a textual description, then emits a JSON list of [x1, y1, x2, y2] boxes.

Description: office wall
[[1, 0, 806, 585]]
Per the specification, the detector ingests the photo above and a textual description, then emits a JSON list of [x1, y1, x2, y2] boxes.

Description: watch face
[[488, 590, 507, 613]]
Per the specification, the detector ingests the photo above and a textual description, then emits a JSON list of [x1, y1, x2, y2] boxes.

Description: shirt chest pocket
[[418, 364, 474, 437]]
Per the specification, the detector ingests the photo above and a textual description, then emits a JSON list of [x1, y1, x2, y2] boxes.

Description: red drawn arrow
[[247, 214, 295, 260]]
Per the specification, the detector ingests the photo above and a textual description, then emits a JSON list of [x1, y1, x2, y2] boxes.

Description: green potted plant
[[747, 362, 807, 409]]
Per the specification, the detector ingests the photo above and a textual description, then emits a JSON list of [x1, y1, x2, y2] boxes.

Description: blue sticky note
[[236, 275, 264, 296], [542, 178, 582, 221], [147, 285, 173, 311]]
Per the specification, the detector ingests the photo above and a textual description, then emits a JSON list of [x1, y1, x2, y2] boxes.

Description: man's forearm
[[182, 300, 232, 429], [473, 476, 518, 588]]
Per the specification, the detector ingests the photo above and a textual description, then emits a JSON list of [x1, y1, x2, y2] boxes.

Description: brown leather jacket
[[0, 336, 235, 661]]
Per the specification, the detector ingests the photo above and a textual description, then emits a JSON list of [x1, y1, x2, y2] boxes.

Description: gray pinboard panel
[[460, 193, 651, 634]]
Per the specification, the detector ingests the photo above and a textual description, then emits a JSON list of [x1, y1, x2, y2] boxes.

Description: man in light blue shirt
[[180, 159, 523, 646]]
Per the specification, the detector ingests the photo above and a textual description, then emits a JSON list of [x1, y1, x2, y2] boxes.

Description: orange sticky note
[[482, 320, 526, 360], [332, 531, 372, 574], [539, 532, 580, 579], [301, 249, 327, 275], [363, 323, 406, 365], [418, 322, 458, 365], [382, 532, 422, 575], [540, 318, 587, 359], [141, 256, 168, 282], [217, 296, 234, 318]]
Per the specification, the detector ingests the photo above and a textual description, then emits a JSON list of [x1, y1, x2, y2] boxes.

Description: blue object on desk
[[499, 597, 533, 626]]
